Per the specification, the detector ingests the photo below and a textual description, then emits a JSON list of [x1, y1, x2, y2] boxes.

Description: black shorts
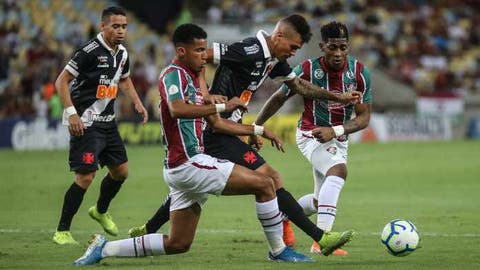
[[69, 126, 127, 173], [204, 131, 265, 170]]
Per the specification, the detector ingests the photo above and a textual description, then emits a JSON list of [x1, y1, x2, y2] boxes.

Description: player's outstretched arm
[[119, 77, 148, 124], [285, 77, 361, 104], [255, 87, 291, 126], [206, 114, 284, 152], [168, 97, 246, 119]]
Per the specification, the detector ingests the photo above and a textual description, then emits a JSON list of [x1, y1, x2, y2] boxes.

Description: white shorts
[[163, 153, 234, 211], [296, 128, 348, 176]]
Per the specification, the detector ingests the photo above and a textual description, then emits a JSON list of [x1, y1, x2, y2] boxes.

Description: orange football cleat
[[282, 219, 296, 247], [310, 241, 348, 256]]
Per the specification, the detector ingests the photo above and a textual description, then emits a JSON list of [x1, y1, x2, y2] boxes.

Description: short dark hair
[[172, 24, 207, 46], [321, 21, 349, 41], [101, 6, 126, 22], [282, 14, 312, 43]]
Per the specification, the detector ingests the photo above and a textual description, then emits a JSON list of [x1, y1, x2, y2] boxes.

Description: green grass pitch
[[1, 140, 479, 269]]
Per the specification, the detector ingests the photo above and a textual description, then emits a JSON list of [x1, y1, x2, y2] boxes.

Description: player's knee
[[109, 164, 129, 181], [167, 240, 193, 254], [75, 172, 95, 188], [255, 175, 276, 198]]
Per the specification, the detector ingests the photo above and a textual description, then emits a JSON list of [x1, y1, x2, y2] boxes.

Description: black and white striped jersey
[[62, 33, 130, 128], [210, 30, 295, 123]]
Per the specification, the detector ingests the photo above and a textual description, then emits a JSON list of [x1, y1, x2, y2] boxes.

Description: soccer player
[[254, 21, 372, 255], [129, 14, 357, 255], [73, 23, 313, 265], [52, 6, 148, 245]]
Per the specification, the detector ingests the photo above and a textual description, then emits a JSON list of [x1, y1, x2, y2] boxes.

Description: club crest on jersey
[[168, 85, 179, 95], [326, 146, 337, 155], [345, 82, 357, 92], [314, 69, 324, 79], [346, 71, 355, 79]]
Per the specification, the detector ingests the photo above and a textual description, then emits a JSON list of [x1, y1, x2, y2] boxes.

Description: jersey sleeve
[[359, 65, 372, 104], [269, 61, 295, 82], [279, 60, 310, 97], [121, 55, 130, 79], [160, 70, 185, 103], [64, 49, 91, 78], [212, 41, 261, 65]]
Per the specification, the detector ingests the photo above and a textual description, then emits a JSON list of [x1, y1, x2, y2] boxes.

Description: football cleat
[[128, 224, 147, 237], [73, 234, 107, 266], [318, 230, 354, 256], [53, 231, 78, 245], [282, 220, 296, 247], [310, 241, 348, 255], [88, 206, 118, 236], [268, 246, 315, 263]]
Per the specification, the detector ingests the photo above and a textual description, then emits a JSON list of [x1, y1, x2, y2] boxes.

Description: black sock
[[146, 195, 171, 233], [57, 182, 86, 231], [276, 188, 324, 242], [96, 174, 124, 214]]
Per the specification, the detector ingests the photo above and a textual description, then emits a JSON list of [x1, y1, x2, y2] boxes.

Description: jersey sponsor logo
[[314, 69, 324, 79], [327, 89, 345, 110], [83, 41, 99, 53], [96, 84, 118, 99], [82, 152, 95, 164], [243, 151, 257, 164], [91, 114, 115, 122], [97, 55, 109, 68], [168, 85, 179, 95], [240, 90, 253, 105], [247, 82, 258, 91], [243, 44, 260, 55], [255, 61, 263, 68]]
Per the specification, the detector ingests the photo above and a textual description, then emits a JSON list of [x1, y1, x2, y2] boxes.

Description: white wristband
[[253, 124, 264, 136], [65, 106, 77, 117], [215, 103, 226, 113], [332, 125, 345, 137]]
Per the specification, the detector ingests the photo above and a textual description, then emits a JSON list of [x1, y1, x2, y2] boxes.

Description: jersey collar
[[256, 30, 271, 60], [97, 33, 122, 55], [172, 59, 198, 81]]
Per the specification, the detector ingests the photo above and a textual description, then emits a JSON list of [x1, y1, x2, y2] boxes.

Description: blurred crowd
[[1, 0, 479, 120]]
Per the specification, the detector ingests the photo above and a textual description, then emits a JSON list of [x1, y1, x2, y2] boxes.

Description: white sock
[[316, 176, 345, 232], [297, 193, 316, 216], [102, 234, 165, 257], [256, 198, 286, 256]]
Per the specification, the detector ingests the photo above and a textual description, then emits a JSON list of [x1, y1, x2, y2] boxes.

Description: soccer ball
[[381, 219, 420, 256]]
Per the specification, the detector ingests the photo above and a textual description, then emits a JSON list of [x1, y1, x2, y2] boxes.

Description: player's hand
[[261, 128, 284, 153], [248, 134, 263, 150], [225, 97, 247, 112], [311, 127, 335, 143], [205, 94, 228, 105], [68, 114, 86, 136], [337, 91, 362, 104], [134, 102, 149, 124]]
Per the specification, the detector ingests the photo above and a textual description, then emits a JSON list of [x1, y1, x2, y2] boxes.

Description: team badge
[[314, 69, 324, 79], [346, 71, 355, 79], [345, 83, 357, 92], [326, 146, 337, 155], [168, 85, 179, 95]]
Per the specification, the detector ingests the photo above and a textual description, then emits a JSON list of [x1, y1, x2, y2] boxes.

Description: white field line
[[0, 228, 479, 238]]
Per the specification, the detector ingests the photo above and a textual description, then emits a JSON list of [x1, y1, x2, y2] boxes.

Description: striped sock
[[102, 233, 165, 257], [256, 198, 285, 256], [316, 176, 345, 231]]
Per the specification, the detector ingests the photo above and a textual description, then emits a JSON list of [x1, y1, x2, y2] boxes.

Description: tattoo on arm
[[288, 77, 339, 101]]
